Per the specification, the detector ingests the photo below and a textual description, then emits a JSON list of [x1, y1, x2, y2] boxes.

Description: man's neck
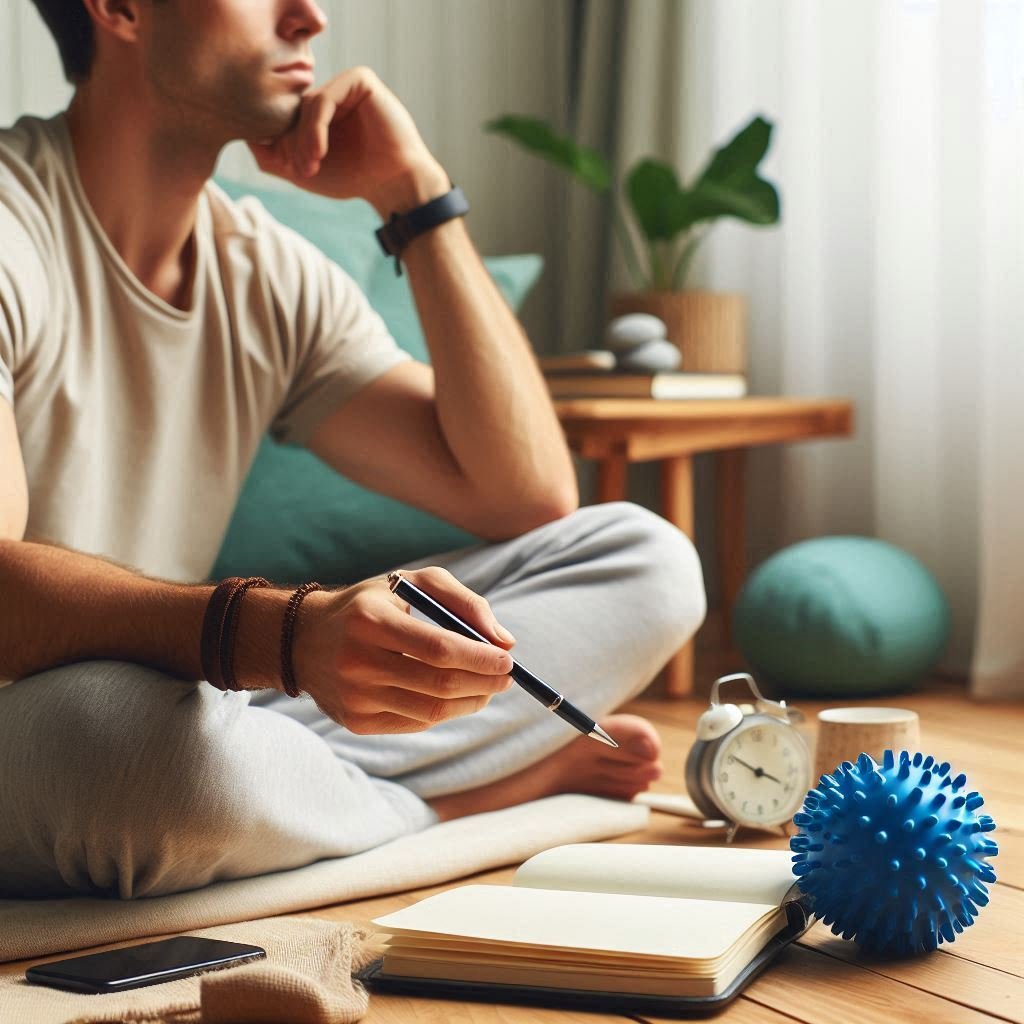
[[65, 83, 222, 311]]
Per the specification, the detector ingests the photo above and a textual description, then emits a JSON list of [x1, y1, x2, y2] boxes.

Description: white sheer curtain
[[673, 0, 1023, 695]]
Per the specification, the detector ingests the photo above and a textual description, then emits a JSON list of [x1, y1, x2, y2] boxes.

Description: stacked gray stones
[[603, 314, 682, 373]]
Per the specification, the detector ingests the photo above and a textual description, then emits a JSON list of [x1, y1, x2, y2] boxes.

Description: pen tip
[[591, 724, 618, 748]]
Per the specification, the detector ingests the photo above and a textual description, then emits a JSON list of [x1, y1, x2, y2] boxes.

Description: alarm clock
[[685, 673, 811, 842]]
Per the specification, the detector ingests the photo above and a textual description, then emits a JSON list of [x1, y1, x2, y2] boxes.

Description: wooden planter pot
[[609, 290, 748, 375]]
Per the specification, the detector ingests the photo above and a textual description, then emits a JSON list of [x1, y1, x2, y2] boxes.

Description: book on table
[[360, 843, 811, 1014], [536, 349, 617, 373], [546, 371, 748, 400]]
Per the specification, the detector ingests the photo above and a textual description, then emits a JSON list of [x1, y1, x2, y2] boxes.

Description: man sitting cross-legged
[[0, 0, 706, 900]]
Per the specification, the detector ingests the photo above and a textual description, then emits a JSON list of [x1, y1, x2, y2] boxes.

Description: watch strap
[[375, 185, 469, 275]]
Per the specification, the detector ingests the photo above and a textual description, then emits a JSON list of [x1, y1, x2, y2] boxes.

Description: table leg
[[595, 452, 629, 503], [715, 449, 747, 648], [661, 456, 695, 697], [662, 455, 695, 534]]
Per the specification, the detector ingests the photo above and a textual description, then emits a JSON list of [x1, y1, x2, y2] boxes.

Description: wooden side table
[[554, 397, 855, 697]]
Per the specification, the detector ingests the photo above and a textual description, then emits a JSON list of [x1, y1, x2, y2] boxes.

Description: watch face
[[710, 716, 809, 827]]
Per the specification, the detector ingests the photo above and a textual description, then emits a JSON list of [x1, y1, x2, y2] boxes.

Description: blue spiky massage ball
[[791, 750, 998, 956]]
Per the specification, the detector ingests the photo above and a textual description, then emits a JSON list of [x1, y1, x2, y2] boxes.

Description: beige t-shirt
[[0, 114, 409, 583]]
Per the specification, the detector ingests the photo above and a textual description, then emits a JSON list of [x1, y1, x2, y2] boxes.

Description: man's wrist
[[369, 159, 451, 219], [230, 587, 291, 691], [231, 585, 332, 693]]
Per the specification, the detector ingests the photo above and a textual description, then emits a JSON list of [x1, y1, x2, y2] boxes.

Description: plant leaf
[[686, 115, 781, 226], [701, 115, 773, 184], [686, 178, 780, 224], [484, 115, 611, 192], [625, 160, 693, 241]]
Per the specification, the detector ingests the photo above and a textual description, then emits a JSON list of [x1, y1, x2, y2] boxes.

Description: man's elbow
[[536, 477, 580, 524], [478, 476, 580, 540]]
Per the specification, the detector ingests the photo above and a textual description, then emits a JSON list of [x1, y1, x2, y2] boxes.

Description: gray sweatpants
[[0, 503, 704, 900]]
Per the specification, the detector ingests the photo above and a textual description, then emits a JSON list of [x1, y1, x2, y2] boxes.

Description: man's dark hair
[[29, 1, 95, 84]]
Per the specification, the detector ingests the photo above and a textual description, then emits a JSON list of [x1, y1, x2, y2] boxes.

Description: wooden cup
[[812, 707, 921, 782]]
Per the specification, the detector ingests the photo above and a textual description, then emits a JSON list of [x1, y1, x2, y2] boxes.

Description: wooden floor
[[310, 665, 1024, 1023], [3, 644, 1022, 1022]]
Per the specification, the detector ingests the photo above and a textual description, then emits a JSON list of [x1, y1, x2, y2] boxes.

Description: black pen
[[387, 572, 618, 748]]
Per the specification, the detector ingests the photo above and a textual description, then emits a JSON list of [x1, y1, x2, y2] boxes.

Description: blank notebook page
[[512, 843, 797, 905], [373, 884, 776, 962]]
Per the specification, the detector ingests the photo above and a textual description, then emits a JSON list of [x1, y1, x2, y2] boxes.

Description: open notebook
[[363, 843, 811, 1012]]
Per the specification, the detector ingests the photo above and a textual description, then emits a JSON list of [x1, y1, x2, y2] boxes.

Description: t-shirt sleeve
[[260, 214, 411, 448], [0, 196, 49, 409]]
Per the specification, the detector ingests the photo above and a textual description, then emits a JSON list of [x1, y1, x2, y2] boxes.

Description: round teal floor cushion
[[210, 179, 543, 585], [733, 536, 950, 696]]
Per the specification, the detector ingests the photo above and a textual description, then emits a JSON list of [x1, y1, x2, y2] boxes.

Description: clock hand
[[734, 756, 784, 784]]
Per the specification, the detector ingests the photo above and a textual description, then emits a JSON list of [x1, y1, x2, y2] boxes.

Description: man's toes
[[597, 716, 662, 761], [597, 761, 662, 790], [605, 775, 658, 801]]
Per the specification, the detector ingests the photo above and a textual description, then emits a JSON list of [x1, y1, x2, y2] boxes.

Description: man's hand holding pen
[[292, 568, 516, 735]]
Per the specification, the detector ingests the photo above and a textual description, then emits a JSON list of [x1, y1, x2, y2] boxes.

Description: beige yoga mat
[[0, 794, 648, 964], [1, 916, 375, 1024]]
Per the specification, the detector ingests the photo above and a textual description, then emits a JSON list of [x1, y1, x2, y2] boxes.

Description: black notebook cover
[[357, 897, 813, 1017]]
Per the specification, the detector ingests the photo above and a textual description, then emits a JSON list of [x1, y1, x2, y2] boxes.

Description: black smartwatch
[[375, 186, 469, 275]]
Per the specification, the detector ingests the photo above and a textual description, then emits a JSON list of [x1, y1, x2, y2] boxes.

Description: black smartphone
[[25, 935, 267, 993]]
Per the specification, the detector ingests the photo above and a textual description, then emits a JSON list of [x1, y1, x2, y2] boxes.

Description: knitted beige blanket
[[0, 795, 648, 1024]]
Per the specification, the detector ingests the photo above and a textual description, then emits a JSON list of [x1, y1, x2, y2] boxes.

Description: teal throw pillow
[[733, 536, 950, 696], [210, 179, 543, 585]]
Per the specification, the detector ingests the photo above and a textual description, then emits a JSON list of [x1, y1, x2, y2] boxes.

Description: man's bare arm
[[0, 403, 516, 713], [250, 67, 579, 540], [0, 539, 218, 684], [306, 221, 578, 541], [0, 542, 519, 739]]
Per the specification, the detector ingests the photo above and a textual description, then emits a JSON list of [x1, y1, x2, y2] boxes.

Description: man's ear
[[80, 0, 145, 45]]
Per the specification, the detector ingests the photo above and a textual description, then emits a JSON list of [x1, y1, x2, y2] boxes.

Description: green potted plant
[[485, 113, 781, 374]]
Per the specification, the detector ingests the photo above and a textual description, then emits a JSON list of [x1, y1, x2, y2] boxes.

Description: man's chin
[[238, 98, 303, 143]]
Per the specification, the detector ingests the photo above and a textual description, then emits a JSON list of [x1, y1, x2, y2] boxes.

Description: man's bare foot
[[426, 714, 662, 823]]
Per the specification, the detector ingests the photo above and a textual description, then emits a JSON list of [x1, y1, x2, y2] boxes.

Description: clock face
[[709, 717, 810, 827]]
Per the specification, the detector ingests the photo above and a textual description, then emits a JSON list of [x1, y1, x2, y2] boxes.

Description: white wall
[[1, 0, 571, 352], [0, 2, 75, 123]]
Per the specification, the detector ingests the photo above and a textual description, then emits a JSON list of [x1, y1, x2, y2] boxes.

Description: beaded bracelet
[[200, 576, 269, 692], [200, 577, 246, 691], [220, 576, 270, 692], [280, 581, 323, 698]]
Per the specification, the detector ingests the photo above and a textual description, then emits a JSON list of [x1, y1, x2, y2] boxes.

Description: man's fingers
[[401, 568, 516, 648], [344, 711, 440, 736], [294, 91, 334, 175], [325, 66, 378, 118], [374, 601, 514, 675], [376, 650, 513, 699], [245, 139, 288, 175], [245, 139, 303, 185], [356, 687, 491, 726]]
